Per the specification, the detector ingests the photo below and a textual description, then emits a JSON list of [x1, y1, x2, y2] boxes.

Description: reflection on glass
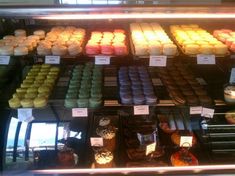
[[5, 117, 19, 163], [70, 131, 82, 139], [17, 122, 28, 161], [29, 123, 56, 149], [60, 0, 121, 5]]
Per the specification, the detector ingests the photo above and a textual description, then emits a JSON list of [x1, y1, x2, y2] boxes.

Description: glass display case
[[0, 1, 235, 175]]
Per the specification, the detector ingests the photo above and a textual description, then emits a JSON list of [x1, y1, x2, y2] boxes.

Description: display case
[[0, 1, 235, 175]]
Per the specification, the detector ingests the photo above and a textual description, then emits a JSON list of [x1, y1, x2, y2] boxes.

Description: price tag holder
[[72, 108, 88, 117], [197, 54, 215, 65], [18, 108, 34, 123], [229, 68, 235, 84], [90, 137, 103, 147], [146, 142, 156, 156], [0, 56, 10, 65], [180, 136, 193, 147], [201, 107, 215, 118], [190, 106, 202, 115], [149, 55, 167, 67], [45, 56, 60, 64], [95, 56, 110, 65], [134, 105, 149, 115]]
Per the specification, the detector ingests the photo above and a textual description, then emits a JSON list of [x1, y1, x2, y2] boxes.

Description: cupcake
[[96, 126, 116, 151], [94, 149, 114, 168], [224, 85, 235, 104], [99, 117, 111, 127]]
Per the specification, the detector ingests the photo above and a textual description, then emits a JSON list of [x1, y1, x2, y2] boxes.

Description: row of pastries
[[0, 24, 234, 57]]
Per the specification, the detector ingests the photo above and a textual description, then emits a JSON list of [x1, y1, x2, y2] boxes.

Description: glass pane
[[16, 122, 28, 162], [29, 123, 57, 149], [5, 117, 19, 164]]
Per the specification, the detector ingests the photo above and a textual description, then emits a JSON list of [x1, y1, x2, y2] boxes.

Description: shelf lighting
[[32, 164, 235, 174], [35, 13, 235, 20]]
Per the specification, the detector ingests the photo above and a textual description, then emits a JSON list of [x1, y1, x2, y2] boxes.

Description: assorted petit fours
[[8, 64, 60, 108], [213, 29, 235, 52], [170, 24, 228, 55], [118, 66, 157, 105], [85, 29, 128, 56], [157, 63, 212, 106], [64, 63, 103, 108], [130, 23, 177, 56], [0, 29, 43, 56], [37, 26, 85, 56]]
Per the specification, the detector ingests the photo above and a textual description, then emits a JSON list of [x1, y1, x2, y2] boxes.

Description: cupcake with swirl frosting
[[96, 126, 116, 151], [94, 149, 114, 168]]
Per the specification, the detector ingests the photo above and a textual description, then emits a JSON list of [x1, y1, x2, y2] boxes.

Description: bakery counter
[[199, 106, 235, 157]]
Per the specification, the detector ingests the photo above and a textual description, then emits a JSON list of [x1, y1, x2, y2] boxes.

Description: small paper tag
[[0, 56, 10, 65], [152, 78, 163, 86], [45, 56, 60, 64], [146, 142, 156, 156], [104, 100, 119, 106], [104, 82, 117, 87], [197, 54, 215, 65], [180, 136, 193, 147], [201, 107, 214, 118], [104, 77, 117, 82], [229, 68, 235, 84], [18, 108, 34, 122], [56, 81, 68, 87], [190, 106, 202, 115], [95, 56, 110, 65], [196, 78, 207, 85], [59, 77, 70, 82], [134, 105, 149, 115], [149, 55, 167, 67], [90, 137, 103, 147], [72, 108, 88, 117]]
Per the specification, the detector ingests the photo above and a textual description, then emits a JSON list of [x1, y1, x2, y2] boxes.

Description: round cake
[[225, 110, 235, 124], [171, 149, 198, 166], [224, 85, 235, 104]]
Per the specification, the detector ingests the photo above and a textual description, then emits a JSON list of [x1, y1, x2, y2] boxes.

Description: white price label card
[[90, 137, 103, 147], [18, 108, 34, 123], [152, 78, 163, 86], [201, 107, 215, 118], [72, 108, 88, 117], [0, 56, 10, 65], [180, 136, 193, 147], [134, 105, 149, 115], [95, 56, 110, 65], [229, 68, 235, 84], [149, 55, 167, 67], [197, 54, 215, 65], [146, 142, 156, 155], [45, 56, 60, 64], [190, 106, 202, 115]]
